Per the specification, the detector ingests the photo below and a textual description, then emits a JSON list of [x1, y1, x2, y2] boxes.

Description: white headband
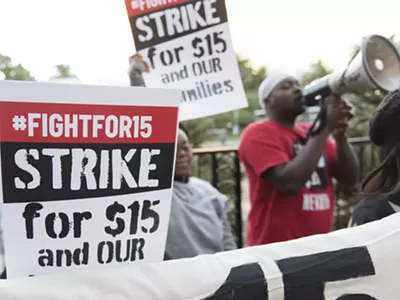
[[258, 72, 294, 109]]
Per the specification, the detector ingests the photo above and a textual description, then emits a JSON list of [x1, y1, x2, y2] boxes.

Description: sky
[[0, 0, 399, 85]]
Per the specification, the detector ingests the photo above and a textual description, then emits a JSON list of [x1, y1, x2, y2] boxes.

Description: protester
[[238, 72, 359, 246], [348, 89, 400, 227], [128, 54, 237, 259]]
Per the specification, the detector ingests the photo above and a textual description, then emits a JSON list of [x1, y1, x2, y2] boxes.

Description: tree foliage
[[0, 56, 78, 83], [50, 64, 77, 80], [300, 59, 333, 87], [236, 55, 267, 126], [0, 55, 35, 81], [238, 55, 267, 91]]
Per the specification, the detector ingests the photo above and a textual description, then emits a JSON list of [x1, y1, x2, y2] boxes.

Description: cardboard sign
[[1, 211, 399, 299], [0, 80, 181, 278], [125, 0, 248, 121]]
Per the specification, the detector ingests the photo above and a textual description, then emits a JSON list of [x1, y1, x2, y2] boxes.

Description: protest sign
[[0, 211, 399, 299], [125, 0, 248, 121], [0, 80, 181, 278]]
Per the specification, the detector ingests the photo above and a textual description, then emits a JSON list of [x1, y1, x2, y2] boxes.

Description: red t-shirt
[[238, 120, 337, 246]]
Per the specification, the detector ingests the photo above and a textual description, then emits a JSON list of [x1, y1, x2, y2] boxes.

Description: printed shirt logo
[[292, 138, 331, 212], [292, 138, 329, 191], [302, 194, 330, 211]]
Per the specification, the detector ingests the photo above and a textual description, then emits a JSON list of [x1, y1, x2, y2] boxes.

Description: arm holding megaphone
[[331, 100, 354, 139], [261, 95, 352, 195], [297, 94, 358, 187], [326, 96, 359, 186]]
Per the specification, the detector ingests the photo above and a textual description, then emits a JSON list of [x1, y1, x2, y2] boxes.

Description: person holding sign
[[349, 89, 400, 227], [238, 72, 359, 246], [128, 54, 237, 259]]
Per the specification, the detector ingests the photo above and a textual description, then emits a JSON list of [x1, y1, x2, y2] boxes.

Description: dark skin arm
[[331, 101, 359, 186], [262, 127, 331, 195], [262, 95, 348, 195]]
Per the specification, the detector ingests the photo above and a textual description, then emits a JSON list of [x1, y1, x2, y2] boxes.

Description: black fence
[[191, 137, 383, 249]]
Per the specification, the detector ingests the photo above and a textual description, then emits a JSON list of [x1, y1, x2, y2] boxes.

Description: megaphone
[[303, 34, 400, 107]]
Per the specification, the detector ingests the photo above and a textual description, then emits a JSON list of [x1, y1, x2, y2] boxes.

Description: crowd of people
[[128, 53, 400, 261]]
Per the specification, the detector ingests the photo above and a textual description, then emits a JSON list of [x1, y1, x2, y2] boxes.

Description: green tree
[[50, 64, 78, 80], [300, 59, 333, 87], [238, 55, 267, 91], [345, 90, 385, 137], [0, 55, 35, 81], [181, 118, 215, 148], [236, 55, 267, 127]]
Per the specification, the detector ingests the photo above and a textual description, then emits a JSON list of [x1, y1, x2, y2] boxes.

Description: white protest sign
[[1, 212, 399, 299], [0, 80, 181, 278], [125, 0, 248, 121]]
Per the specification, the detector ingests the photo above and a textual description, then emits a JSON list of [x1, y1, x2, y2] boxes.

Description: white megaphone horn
[[303, 34, 400, 107]]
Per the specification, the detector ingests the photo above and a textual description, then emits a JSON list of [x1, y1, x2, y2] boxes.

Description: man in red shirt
[[238, 72, 358, 246]]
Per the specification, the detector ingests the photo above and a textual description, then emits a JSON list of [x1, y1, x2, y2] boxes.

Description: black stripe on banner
[[130, 0, 228, 51], [276, 246, 376, 300], [1, 142, 175, 203]]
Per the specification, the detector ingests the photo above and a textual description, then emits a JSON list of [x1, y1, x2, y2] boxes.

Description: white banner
[[125, 0, 248, 121], [1, 211, 399, 299], [0, 80, 181, 278]]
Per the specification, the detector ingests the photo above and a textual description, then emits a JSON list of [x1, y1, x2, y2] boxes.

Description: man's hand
[[332, 98, 353, 140], [128, 53, 150, 87], [325, 95, 344, 132], [328, 97, 359, 186], [325, 95, 353, 138], [129, 53, 151, 73]]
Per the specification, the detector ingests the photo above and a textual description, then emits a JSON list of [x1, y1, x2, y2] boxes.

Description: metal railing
[[192, 137, 383, 249]]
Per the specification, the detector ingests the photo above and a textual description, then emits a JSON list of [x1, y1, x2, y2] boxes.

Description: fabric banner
[[0, 210, 399, 299]]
